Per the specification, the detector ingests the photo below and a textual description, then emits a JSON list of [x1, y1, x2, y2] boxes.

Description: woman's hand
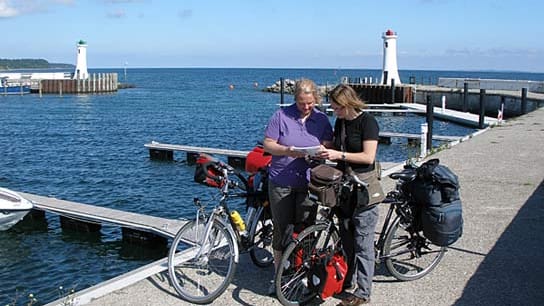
[[316, 148, 342, 161], [287, 146, 307, 158]]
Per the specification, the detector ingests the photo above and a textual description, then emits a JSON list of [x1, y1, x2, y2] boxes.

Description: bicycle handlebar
[[198, 153, 248, 192]]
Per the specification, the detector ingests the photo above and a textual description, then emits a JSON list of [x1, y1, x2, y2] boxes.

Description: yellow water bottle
[[230, 210, 246, 232]]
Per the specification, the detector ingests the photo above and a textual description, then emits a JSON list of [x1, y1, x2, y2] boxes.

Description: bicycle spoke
[[168, 219, 237, 304], [276, 223, 339, 305], [383, 217, 445, 281], [249, 210, 274, 267]]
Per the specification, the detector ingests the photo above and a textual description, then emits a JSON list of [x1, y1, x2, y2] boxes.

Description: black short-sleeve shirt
[[333, 112, 379, 173]]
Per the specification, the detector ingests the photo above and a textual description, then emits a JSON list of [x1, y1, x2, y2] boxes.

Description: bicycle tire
[[168, 218, 238, 304], [382, 216, 445, 281], [275, 223, 339, 306], [248, 206, 274, 267]]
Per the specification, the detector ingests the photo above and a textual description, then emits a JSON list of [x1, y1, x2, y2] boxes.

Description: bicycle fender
[[215, 217, 240, 263]]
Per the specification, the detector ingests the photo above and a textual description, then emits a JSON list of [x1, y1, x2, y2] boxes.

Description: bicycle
[[167, 153, 274, 304], [275, 163, 446, 305]]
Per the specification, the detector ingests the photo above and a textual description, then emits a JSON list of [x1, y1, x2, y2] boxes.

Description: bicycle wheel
[[168, 218, 238, 304], [275, 223, 339, 306], [249, 206, 274, 267], [382, 216, 445, 281]]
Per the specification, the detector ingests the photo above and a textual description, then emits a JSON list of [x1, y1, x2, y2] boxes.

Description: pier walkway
[[45, 107, 544, 305], [399, 103, 500, 127], [23, 193, 186, 239]]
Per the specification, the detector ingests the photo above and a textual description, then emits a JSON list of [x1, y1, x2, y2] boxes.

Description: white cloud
[[0, 0, 20, 17], [0, 0, 74, 18]]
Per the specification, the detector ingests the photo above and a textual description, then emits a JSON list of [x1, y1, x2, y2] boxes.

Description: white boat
[[0, 188, 33, 231]]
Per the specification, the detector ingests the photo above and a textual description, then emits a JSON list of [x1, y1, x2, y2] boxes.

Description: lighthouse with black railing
[[380, 29, 401, 85], [74, 40, 89, 80]]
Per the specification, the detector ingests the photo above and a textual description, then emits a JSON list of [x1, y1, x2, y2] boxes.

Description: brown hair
[[294, 78, 322, 105], [329, 84, 366, 111]]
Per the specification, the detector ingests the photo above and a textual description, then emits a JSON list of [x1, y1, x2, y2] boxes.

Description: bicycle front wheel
[[382, 216, 445, 281], [249, 206, 274, 267], [168, 218, 238, 304], [276, 223, 339, 306]]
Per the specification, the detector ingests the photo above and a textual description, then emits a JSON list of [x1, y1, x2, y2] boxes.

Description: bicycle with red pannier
[[167, 144, 274, 304]]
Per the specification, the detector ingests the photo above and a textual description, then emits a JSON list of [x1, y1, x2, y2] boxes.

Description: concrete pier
[[45, 107, 544, 305]]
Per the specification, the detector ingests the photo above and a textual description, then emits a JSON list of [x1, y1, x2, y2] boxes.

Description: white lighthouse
[[74, 40, 89, 80], [380, 29, 401, 85]]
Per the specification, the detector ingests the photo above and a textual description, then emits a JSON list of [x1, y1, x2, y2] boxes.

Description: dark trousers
[[268, 181, 316, 251], [339, 205, 379, 299]]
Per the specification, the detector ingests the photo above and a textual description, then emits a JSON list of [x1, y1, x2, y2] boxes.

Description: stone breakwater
[[263, 79, 332, 96]]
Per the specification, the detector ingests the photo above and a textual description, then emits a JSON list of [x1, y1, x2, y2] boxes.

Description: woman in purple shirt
[[263, 79, 333, 294]]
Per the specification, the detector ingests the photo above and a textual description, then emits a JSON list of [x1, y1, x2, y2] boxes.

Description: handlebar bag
[[309, 164, 343, 207]]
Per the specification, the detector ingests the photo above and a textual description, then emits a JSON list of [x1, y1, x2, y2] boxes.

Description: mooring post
[[499, 96, 505, 124], [479, 89, 486, 129], [463, 82, 469, 112], [280, 77, 285, 105], [521, 87, 528, 115], [390, 78, 396, 104], [426, 95, 433, 152], [420, 123, 428, 158]]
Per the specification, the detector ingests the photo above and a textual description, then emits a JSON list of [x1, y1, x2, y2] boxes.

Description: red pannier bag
[[307, 252, 347, 300], [245, 145, 271, 174], [194, 154, 224, 188]]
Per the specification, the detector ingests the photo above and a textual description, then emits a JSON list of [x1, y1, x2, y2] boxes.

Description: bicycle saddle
[[389, 169, 416, 181]]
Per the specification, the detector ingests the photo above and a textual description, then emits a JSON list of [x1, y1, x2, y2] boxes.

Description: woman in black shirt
[[319, 84, 380, 306]]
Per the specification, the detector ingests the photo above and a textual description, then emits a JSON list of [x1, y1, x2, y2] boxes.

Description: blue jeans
[[339, 205, 379, 299]]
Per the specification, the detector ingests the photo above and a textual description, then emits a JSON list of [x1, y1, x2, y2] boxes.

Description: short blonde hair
[[294, 78, 322, 105]]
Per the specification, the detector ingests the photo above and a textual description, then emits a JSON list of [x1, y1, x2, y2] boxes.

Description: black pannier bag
[[409, 159, 463, 247], [309, 164, 343, 207]]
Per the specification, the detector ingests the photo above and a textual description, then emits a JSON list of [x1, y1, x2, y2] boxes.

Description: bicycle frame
[[191, 167, 240, 261], [374, 198, 404, 263]]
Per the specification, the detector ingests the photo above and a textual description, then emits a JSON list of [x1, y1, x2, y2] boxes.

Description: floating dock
[[21, 192, 185, 245]]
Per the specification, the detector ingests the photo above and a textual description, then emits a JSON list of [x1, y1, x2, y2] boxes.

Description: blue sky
[[1, 0, 542, 72]]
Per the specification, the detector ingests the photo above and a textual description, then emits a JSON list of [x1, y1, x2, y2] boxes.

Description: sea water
[[0, 68, 541, 305]]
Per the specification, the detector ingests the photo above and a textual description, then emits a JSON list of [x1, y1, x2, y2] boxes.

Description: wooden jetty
[[144, 132, 462, 164], [37, 73, 118, 94], [2, 73, 119, 95], [378, 131, 461, 144], [400, 103, 500, 127], [348, 83, 414, 104], [21, 191, 185, 245], [144, 141, 249, 168]]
